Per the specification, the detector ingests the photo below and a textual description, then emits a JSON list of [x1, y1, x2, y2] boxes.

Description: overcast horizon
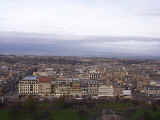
[[1, 0, 160, 58]]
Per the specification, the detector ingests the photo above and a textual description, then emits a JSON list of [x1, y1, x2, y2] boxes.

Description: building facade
[[98, 85, 115, 97], [18, 76, 39, 96], [144, 86, 160, 97], [39, 77, 52, 96]]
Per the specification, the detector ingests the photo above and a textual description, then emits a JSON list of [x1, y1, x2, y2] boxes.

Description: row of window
[[147, 94, 160, 96], [19, 86, 38, 88], [19, 91, 38, 94]]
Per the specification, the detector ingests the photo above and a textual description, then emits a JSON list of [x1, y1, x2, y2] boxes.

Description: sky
[[0, 0, 160, 57], [1, 0, 160, 37]]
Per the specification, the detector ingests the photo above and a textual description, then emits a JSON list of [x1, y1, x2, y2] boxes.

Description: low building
[[144, 86, 160, 97], [122, 90, 132, 98], [37, 72, 48, 77], [98, 85, 115, 97], [122, 90, 132, 96], [54, 78, 71, 97], [149, 80, 160, 86], [55, 86, 70, 97]]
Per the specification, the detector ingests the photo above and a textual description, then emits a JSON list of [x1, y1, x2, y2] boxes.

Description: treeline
[[1, 96, 160, 120]]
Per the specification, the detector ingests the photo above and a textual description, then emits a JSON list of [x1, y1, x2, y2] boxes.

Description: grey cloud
[[1, 31, 160, 44], [143, 12, 160, 16], [0, 31, 160, 58], [138, 9, 160, 16]]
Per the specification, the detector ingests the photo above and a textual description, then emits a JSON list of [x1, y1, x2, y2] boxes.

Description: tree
[[23, 96, 37, 112]]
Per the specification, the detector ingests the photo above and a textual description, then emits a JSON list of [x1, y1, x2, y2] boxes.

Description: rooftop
[[39, 77, 52, 83], [23, 76, 39, 80]]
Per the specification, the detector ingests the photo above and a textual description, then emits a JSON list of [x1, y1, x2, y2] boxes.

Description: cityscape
[[0, 55, 160, 119], [1, 0, 160, 120]]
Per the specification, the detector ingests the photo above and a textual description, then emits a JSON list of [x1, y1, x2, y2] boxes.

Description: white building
[[18, 76, 39, 96], [122, 90, 132, 99], [122, 90, 132, 96], [89, 72, 101, 80], [150, 80, 160, 86], [98, 85, 114, 97]]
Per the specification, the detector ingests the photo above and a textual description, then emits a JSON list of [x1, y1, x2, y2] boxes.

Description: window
[[30, 85, 33, 91]]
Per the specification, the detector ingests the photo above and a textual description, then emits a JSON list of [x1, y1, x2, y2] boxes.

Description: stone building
[[18, 76, 39, 96], [98, 85, 115, 97], [144, 86, 160, 97], [39, 77, 52, 96]]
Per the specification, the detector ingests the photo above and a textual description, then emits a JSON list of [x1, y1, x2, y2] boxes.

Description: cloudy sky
[[0, 0, 160, 57], [1, 0, 160, 37]]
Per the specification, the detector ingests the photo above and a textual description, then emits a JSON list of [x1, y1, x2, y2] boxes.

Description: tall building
[[39, 77, 52, 96], [18, 76, 39, 96], [70, 78, 81, 97], [87, 80, 98, 96]]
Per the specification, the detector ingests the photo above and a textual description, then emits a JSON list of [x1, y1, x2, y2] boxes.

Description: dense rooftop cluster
[[0, 55, 160, 102]]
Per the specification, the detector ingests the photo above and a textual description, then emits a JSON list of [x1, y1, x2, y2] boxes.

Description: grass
[[0, 110, 9, 120], [51, 109, 80, 120], [131, 108, 160, 120]]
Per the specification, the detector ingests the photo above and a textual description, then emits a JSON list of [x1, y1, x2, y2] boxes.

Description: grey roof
[[145, 85, 160, 90], [23, 76, 39, 80]]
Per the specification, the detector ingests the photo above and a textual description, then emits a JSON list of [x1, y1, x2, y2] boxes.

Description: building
[[144, 86, 160, 97], [98, 85, 114, 97], [39, 77, 52, 96], [149, 80, 160, 86], [80, 80, 88, 96], [89, 72, 101, 80], [87, 80, 98, 97], [54, 78, 72, 97], [122, 90, 132, 98], [54, 78, 98, 98], [18, 76, 39, 96], [37, 72, 48, 77], [70, 78, 82, 97]]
